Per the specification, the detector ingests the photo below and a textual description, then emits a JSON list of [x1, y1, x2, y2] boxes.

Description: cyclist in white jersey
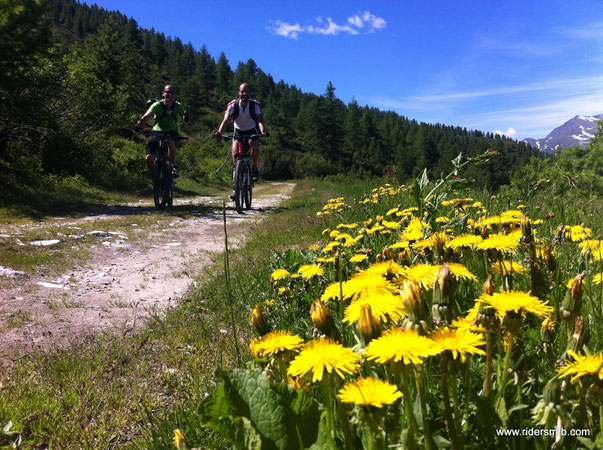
[[215, 83, 266, 184]]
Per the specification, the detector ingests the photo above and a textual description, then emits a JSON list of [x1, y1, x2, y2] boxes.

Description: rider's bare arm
[[137, 111, 153, 128], [217, 110, 231, 135], [256, 113, 266, 135]]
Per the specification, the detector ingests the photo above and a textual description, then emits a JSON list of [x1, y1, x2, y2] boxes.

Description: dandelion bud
[[377, 247, 395, 261], [172, 429, 186, 450], [376, 215, 384, 224], [560, 272, 586, 321], [540, 245, 557, 273], [357, 304, 381, 344], [251, 304, 271, 336], [564, 316, 585, 356], [502, 310, 523, 336], [401, 281, 424, 326], [540, 316, 556, 353], [532, 381, 564, 427], [310, 300, 340, 341], [552, 223, 565, 246], [482, 274, 496, 295], [432, 265, 457, 328]]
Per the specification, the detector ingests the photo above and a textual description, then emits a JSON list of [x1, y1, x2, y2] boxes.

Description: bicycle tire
[[153, 161, 164, 209], [234, 159, 244, 214], [162, 159, 173, 208], [244, 165, 252, 210]]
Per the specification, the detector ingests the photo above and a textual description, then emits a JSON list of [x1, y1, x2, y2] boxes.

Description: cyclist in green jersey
[[135, 85, 189, 178]]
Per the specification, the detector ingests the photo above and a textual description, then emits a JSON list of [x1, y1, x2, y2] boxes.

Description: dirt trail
[[0, 183, 295, 364]]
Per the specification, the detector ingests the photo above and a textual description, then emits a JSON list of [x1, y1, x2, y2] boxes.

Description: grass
[[3, 175, 599, 448], [0, 179, 364, 448]]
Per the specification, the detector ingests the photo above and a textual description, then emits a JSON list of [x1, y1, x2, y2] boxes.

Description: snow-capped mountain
[[523, 114, 603, 154]]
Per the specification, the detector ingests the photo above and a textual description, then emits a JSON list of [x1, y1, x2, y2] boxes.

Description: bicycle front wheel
[[234, 159, 245, 214], [244, 165, 252, 210], [162, 159, 173, 208], [153, 161, 164, 209]]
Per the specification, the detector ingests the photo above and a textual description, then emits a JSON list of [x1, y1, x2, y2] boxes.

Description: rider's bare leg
[[167, 139, 178, 167], [250, 140, 259, 168], [146, 153, 156, 178]]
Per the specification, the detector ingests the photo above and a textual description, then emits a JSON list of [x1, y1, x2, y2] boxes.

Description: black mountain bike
[[140, 130, 187, 209], [219, 134, 265, 214]]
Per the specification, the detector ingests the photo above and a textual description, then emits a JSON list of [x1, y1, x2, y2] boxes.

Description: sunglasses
[[164, 91, 176, 94]]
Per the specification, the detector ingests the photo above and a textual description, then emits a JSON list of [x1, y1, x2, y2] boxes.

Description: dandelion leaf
[[199, 369, 321, 449]]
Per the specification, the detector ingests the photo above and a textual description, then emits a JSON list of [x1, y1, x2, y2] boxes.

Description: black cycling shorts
[[146, 131, 179, 155], [233, 127, 259, 138]]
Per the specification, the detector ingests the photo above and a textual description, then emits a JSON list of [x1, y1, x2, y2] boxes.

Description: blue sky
[[83, 0, 603, 140]]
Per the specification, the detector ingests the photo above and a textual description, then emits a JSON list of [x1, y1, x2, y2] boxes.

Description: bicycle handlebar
[[217, 133, 268, 141], [137, 129, 188, 141]]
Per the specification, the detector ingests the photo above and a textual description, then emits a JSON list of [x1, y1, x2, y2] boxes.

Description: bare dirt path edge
[[0, 182, 295, 365]]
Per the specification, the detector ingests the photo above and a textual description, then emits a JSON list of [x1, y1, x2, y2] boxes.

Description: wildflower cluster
[[204, 174, 602, 449]]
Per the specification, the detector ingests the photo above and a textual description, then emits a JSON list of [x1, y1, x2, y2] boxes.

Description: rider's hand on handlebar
[[213, 131, 222, 139], [183, 111, 190, 123], [133, 124, 142, 133]]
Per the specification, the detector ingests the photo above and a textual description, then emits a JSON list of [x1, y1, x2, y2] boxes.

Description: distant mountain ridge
[[523, 114, 603, 154]]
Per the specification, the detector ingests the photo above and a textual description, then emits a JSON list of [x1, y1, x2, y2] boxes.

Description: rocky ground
[[0, 183, 295, 365]]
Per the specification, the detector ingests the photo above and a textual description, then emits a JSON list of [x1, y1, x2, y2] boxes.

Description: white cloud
[[558, 21, 603, 40], [494, 128, 517, 137], [268, 11, 386, 39]]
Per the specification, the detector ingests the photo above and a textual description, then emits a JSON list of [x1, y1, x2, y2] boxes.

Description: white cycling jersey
[[226, 99, 262, 131]]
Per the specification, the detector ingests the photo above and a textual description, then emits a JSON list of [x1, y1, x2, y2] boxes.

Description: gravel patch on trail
[[0, 183, 295, 365]]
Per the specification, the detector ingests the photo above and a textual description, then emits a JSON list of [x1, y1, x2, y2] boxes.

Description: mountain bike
[[140, 130, 188, 209], [218, 134, 265, 214]]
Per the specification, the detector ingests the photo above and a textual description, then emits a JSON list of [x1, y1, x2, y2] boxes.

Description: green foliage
[[199, 369, 321, 449], [510, 121, 603, 201], [2, 0, 543, 201]]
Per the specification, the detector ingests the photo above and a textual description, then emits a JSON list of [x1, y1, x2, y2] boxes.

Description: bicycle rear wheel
[[234, 159, 245, 214]]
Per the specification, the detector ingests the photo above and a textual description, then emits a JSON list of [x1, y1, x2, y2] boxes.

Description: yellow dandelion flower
[[412, 239, 433, 251], [451, 302, 485, 333], [436, 216, 450, 223], [445, 234, 483, 250], [298, 264, 324, 280], [566, 225, 592, 242], [343, 236, 363, 247], [362, 260, 404, 279], [400, 264, 439, 290], [343, 291, 407, 325], [365, 328, 441, 365], [334, 233, 353, 241], [390, 240, 410, 249], [558, 350, 603, 383], [479, 290, 553, 319], [288, 338, 361, 382], [271, 269, 290, 282], [594, 273, 602, 285], [309, 244, 320, 251], [402, 228, 425, 241], [382, 220, 401, 230], [322, 228, 331, 235], [444, 263, 478, 282], [337, 223, 358, 229], [278, 287, 288, 296], [366, 225, 385, 234], [489, 260, 527, 275], [476, 233, 520, 253], [323, 241, 341, 253], [350, 254, 368, 263], [172, 429, 185, 448], [386, 207, 400, 216], [329, 230, 340, 238], [249, 330, 304, 358], [431, 327, 486, 362], [265, 300, 275, 306], [338, 377, 402, 408]]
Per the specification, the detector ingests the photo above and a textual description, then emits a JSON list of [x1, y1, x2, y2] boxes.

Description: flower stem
[[499, 333, 514, 394], [441, 358, 459, 450], [415, 365, 434, 450], [400, 367, 421, 444], [485, 331, 493, 395], [449, 366, 463, 448]]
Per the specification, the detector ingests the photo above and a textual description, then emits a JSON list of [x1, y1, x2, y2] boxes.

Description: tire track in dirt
[[0, 183, 295, 365]]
